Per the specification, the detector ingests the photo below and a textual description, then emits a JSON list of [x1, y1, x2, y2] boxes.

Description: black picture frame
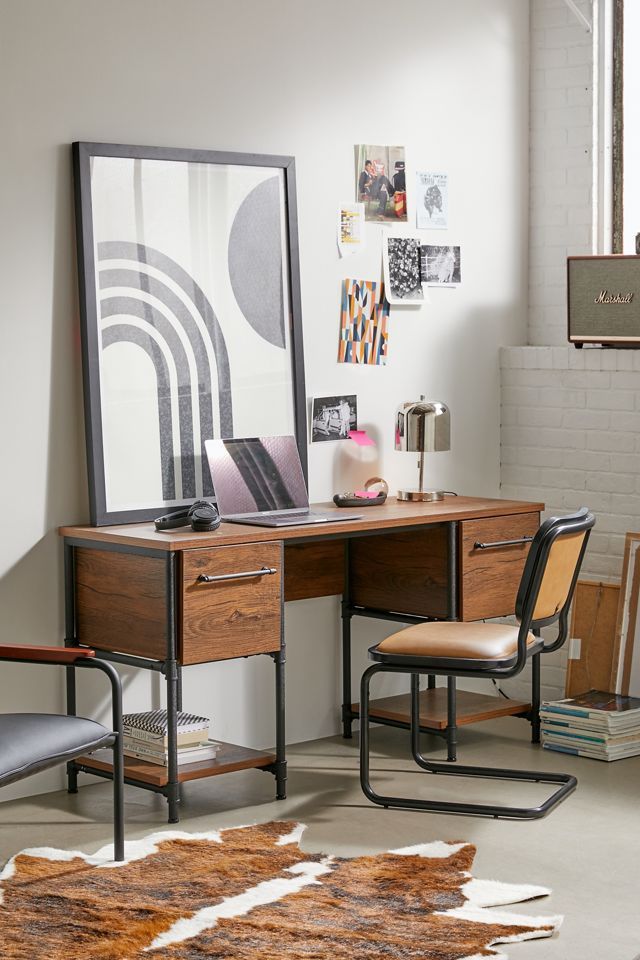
[[73, 141, 307, 526]]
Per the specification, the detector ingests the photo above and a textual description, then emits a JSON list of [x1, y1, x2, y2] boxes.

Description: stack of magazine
[[540, 690, 640, 761], [121, 710, 219, 766]]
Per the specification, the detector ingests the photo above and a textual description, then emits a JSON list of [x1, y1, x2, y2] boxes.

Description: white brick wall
[[500, 345, 640, 701], [529, 0, 594, 346], [497, 2, 610, 702]]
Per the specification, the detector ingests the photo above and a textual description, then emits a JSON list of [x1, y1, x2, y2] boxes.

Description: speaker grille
[[568, 256, 640, 343]]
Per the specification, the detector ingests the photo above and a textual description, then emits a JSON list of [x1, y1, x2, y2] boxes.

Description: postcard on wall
[[420, 244, 461, 285], [338, 278, 390, 365], [415, 171, 448, 230], [355, 145, 407, 222], [383, 234, 424, 303], [311, 395, 357, 442], [338, 202, 365, 257]]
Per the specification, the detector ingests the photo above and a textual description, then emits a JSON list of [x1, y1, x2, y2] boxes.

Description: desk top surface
[[59, 496, 544, 552]]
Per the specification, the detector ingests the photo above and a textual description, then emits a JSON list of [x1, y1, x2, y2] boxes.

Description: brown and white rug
[[0, 820, 561, 959]]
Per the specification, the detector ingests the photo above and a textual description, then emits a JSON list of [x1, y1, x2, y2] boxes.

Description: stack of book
[[122, 710, 219, 766], [540, 690, 640, 761]]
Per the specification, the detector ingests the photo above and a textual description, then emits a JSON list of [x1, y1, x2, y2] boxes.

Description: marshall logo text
[[594, 290, 635, 304]]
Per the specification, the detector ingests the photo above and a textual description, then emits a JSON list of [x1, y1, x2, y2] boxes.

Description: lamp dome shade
[[395, 400, 450, 453]]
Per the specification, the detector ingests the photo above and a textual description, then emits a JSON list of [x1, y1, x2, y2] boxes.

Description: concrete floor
[[1, 718, 639, 959]]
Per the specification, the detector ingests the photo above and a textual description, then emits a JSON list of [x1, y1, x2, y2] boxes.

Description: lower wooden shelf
[[352, 688, 531, 731], [77, 741, 275, 788]]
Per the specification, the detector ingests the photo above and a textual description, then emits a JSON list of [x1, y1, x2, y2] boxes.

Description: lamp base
[[397, 489, 445, 502]]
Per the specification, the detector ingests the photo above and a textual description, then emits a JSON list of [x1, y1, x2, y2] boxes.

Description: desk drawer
[[181, 542, 282, 664], [459, 513, 539, 621]]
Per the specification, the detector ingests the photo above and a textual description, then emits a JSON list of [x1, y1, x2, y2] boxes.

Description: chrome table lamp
[[395, 398, 450, 501]]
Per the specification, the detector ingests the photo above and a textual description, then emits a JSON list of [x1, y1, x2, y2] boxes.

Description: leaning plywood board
[[566, 580, 621, 698], [612, 533, 640, 697]]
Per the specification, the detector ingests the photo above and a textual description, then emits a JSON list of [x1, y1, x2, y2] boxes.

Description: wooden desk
[[60, 495, 542, 821]]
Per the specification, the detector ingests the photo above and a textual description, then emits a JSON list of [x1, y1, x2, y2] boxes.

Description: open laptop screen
[[205, 436, 309, 516]]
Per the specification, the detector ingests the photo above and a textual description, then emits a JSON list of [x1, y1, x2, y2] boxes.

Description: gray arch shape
[[100, 269, 215, 496], [102, 323, 176, 500], [97, 242, 233, 441], [228, 176, 285, 349], [101, 296, 197, 499]]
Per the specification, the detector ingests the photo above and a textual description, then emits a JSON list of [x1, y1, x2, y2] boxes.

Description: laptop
[[204, 436, 362, 527]]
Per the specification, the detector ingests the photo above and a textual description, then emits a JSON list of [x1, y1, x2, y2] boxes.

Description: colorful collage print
[[338, 279, 390, 366]]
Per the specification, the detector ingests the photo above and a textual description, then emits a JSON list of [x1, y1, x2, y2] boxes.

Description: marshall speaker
[[568, 255, 640, 347]]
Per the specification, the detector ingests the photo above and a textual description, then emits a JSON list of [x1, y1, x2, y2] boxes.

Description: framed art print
[[73, 142, 306, 525]]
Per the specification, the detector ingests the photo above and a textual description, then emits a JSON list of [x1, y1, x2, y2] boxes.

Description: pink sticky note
[[348, 430, 375, 447], [354, 490, 379, 499]]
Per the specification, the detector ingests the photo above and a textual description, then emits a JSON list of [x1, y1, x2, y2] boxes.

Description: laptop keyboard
[[262, 510, 311, 521]]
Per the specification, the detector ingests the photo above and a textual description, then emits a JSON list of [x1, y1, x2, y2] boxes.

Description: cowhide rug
[[0, 820, 561, 959]]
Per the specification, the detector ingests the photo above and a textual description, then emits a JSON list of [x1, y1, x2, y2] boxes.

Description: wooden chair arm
[[0, 645, 95, 664]]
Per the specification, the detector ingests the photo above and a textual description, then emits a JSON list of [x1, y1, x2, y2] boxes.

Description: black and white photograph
[[311, 395, 357, 442], [383, 234, 424, 304], [420, 244, 462, 285]]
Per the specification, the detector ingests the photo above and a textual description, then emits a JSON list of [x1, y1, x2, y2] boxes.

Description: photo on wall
[[338, 202, 365, 257], [311, 395, 357, 442], [337, 278, 390, 365], [355, 144, 407, 222], [420, 244, 462, 285], [383, 234, 424, 303], [415, 171, 449, 229]]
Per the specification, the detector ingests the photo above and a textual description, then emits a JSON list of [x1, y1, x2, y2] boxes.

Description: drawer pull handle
[[196, 566, 277, 584], [474, 536, 534, 550]]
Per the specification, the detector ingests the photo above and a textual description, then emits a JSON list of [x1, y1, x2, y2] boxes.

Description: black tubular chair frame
[[0, 653, 124, 861], [360, 507, 595, 820]]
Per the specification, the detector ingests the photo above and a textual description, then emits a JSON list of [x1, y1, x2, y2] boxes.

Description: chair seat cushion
[[376, 621, 538, 663], [0, 714, 115, 788]]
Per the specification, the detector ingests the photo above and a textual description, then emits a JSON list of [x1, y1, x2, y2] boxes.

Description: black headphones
[[154, 500, 221, 532]]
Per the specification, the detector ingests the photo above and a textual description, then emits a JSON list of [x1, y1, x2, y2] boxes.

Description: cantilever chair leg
[[107, 666, 125, 862], [78, 658, 125, 862], [360, 664, 577, 820]]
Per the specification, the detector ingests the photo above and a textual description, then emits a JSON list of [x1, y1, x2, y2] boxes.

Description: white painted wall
[[0, 0, 529, 800]]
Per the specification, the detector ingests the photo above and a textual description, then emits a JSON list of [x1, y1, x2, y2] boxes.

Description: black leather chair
[[360, 508, 595, 819], [0, 645, 124, 860]]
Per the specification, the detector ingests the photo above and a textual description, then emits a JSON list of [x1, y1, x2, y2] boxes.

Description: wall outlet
[[568, 637, 582, 660]]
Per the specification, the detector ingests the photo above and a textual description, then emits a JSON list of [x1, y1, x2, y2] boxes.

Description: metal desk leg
[[176, 663, 183, 713], [446, 523, 458, 761], [64, 540, 78, 794], [341, 540, 353, 739], [531, 644, 541, 744], [447, 521, 459, 621], [341, 603, 353, 739], [274, 649, 287, 799], [165, 552, 180, 823], [446, 677, 457, 762], [165, 659, 180, 823]]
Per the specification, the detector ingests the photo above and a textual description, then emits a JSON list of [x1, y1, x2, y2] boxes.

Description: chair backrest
[[515, 508, 595, 631]]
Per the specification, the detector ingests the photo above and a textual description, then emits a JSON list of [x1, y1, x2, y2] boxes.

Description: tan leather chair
[[360, 508, 595, 819]]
